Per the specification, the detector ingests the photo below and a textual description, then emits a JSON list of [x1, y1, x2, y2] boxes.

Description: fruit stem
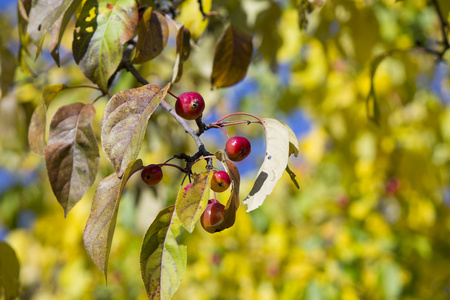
[[216, 112, 264, 124], [126, 166, 145, 180], [180, 173, 189, 187], [189, 155, 216, 167], [90, 93, 106, 104], [163, 156, 177, 165], [67, 85, 103, 92], [167, 91, 178, 99], [159, 163, 185, 172], [211, 125, 230, 139], [214, 120, 259, 127]]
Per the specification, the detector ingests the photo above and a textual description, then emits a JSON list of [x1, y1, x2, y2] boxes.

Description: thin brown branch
[[197, 0, 206, 17], [432, 0, 449, 51]]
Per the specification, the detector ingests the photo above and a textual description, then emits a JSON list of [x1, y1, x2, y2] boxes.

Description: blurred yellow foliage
[[1, 0, 450, 299]]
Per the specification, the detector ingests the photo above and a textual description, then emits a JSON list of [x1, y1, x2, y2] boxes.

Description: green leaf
[[171, 25, 191, 83], [73, 0, 138, 92], [84, 159, 143, 278], [211, 24, 253, 88], [204, 151, 241, 233], [0, 242, 20, 300], [49, 0, 82, 66], [101, 83, 170, 176], [27, 0, 80, 58], [243, 118, 297, 212], [140, 206, 187, 300], [175, 171, 213, 233], [44, 102, 99, 216], [28, 84, 68, 155], [132, 9, 169, 64], [0, 45, 16, 97]]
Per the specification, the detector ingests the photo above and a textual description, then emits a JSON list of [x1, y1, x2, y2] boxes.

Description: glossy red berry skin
[[211, 171, 231, 193], [141, 165, 163, 186], [175, 92, 205, 120], [201, 199, 225, 230], [225, 136, 251, 162]]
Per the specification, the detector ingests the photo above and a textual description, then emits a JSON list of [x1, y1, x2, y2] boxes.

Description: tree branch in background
[[432, 0, 450, 53]]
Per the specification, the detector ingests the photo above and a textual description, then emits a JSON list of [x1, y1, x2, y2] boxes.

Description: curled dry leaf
[[44, 102, 99, 216], [243, 118, 299, 212], [172, 25, 191, 83], [28, 84, 68, 155], [84, 159, 143, 278], [211, 24, 253, 88], [132, 9, 169, 64], [175, 171, 213, 233], [73, 0, 138, 92], [140, 206, 187, 300], [49, 0, 82, 66], [28, 0, 80, 58], [101, 83, 170, 176]]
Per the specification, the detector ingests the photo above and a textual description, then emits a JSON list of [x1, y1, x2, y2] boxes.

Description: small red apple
[[201, 199, 225, 230], [225, 136, 251, 161], [175, 92, 205, 120], [141, 165, 163, 186], [211, 171, 231, 193]]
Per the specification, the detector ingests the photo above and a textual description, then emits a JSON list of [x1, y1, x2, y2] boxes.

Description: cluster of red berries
[[140, 91, 252, 232]]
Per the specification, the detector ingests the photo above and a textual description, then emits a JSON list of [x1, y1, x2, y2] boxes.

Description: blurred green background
[[1, 0, 450, 299]]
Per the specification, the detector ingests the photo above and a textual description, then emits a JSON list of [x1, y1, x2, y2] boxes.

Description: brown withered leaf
[[211, 24, 253, 88], [132, 9, 169, 64], [28, 84, 68, 155], [171, 25, 191, 83], [84, 159, 142, 279], [44, 102, 99, 216], [101, 83, 170, 175], [27, 0, 80, 58], [49, 0, 82, 66], [204, 151, 241, 233], [175, 171, 213, 233]]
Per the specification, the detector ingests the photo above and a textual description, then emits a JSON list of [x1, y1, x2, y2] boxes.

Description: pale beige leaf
[[243, 118, 296, 212]]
